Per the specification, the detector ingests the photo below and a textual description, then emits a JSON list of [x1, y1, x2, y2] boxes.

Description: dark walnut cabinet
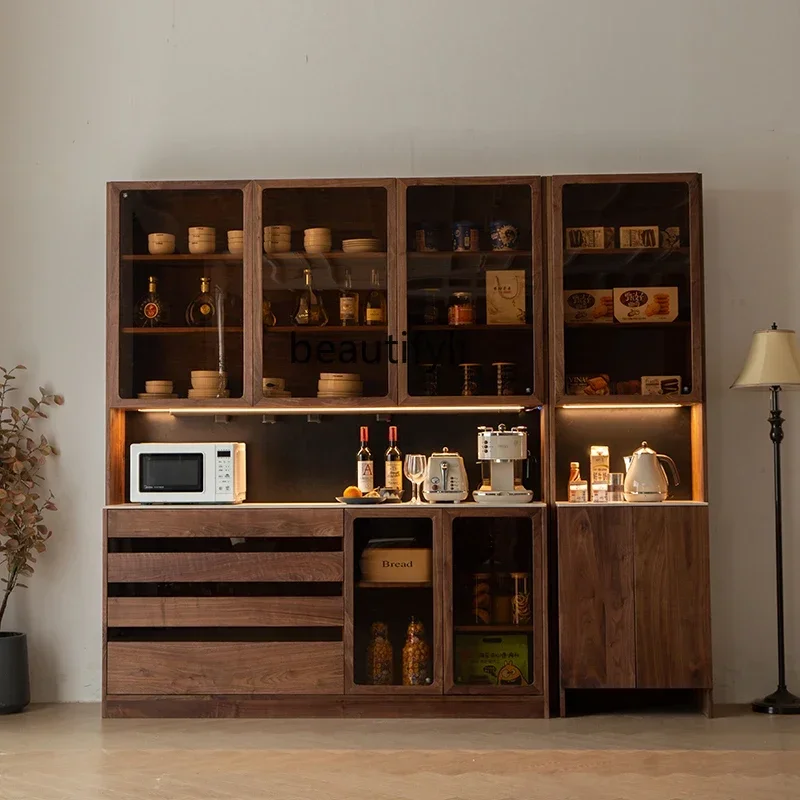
[[557, 504, 711, 695]]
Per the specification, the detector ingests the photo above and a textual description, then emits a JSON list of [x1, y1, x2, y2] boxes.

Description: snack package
[[563, 290, 614, 323], [641, 375, 682, 395], [565, 226, 614, 250], [614, 287, 678, 323], [567, 374, 611, 396]]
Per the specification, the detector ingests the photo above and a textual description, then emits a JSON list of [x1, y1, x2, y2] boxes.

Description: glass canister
[[492, 572, 513, 624], [402, 617, 432, 685], [511, 572, 532, 625], [460, 362, 481, 396], [492, 361, 516, 395], [419, 363, 440, 396], [366, 621, 394, 685], [422, 288, 442, 325], [471, 572, 492, 624], [448, 292, 474, 326]]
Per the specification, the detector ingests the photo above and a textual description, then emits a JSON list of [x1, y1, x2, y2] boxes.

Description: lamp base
[[752, 687, 800, 714]]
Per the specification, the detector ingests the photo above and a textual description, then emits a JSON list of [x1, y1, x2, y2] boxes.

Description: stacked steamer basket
[[188, 226, 216, 254], [317, 372, 363, 398], [262, 377, 292, 399], [264, 225, 291, 253], [138, 380, 177, 400], [342, 238, 381, 254], [227, 229, 243, 254], [147, 233, 175, 255], [304, 227, 332, 254], [188, 370, 230, 399]]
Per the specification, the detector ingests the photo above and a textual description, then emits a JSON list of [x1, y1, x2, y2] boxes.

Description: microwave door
[[139, 453, 205, 497]]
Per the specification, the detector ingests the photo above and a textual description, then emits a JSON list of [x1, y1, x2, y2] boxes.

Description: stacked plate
[[227, 229, 243, 254], [138, 380, 177, 400], [262, 377, 292, 399], [264, 225, 291, 253], [305, 227, 332, 254], [188, 226, 216, 255], [188, 370, 229, 399], [342, 238, 380, 254], [317, 372, 362, 398]]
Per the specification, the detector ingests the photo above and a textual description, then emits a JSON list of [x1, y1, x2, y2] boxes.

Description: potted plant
[[0, 365, 62, 713]]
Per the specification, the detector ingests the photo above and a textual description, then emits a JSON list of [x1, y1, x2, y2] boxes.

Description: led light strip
[[562, 403, 683, 410], [138, 404, 533, 416]]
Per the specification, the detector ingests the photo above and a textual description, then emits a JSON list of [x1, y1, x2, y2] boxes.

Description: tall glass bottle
[[294, 268, 328, 326], [365, 268, 386, 326], [136, 275, 167, 327], [384, 425, 403, 497], [339, 268, 359, 326], [185, 276, 216, 327]]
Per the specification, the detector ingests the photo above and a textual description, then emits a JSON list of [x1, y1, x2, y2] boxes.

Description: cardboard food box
[[614, 287, 678, 323], [563, 289, 614, 323], [359, 548, 432, 584], [641, 375, 682, 395], [454, 634, 530, 686], [567, 374, 611, 396], [660, 227, 681, 249], [619, 226, 659, 249], [486, 270, 526, 324], [565, 226, 614, 250]]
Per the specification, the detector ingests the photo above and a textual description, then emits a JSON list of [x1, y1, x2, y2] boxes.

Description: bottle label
[[385, 461, 402, 491], [199, 303, 212, 317], [340, 297, 357, 320], [143, 302, 159, 320], [366, 308, 384, 323], [357, 461, 374, 493]]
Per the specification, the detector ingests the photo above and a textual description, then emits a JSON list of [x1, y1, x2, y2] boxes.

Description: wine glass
[[404, 454, 427, 504]]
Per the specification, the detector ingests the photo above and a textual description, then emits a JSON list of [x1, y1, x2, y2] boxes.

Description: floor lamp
[[732, 324, 800, 714]]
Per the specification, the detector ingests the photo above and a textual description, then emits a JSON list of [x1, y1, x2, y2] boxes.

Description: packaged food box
[[565, 226, 614, 250], [454, 634, 530, 686], [486, 270, 526, 324], [563, 289, 614, 323], [660, 227, 681, 249], [619, 226, 659, 248], [641, 375, 682, 395], [567, 374, 611, 396], [614, 287, 678, 323]]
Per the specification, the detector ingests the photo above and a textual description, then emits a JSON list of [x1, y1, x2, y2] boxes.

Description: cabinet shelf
[[121, 327, 244, 335], [454, 625, 533, 634], [356, 581, 432, 589], [565, 321, 690, 330], [408, 324, 530, 332], [265, 325, 387, 334], [122, 254, 243, 262], [565, 247, 689, 257], [263, 251, 387, 261], [407, 250, 531, 259]]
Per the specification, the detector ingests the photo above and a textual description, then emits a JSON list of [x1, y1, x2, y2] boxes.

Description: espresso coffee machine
[[473, 424, 533, 504]]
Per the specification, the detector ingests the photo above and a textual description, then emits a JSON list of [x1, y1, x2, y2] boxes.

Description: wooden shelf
[[263, 251, 387, 260], [558, 393, 698, 406], [454, 625, 533, 634], [122, 254, 243, 262], [407, 250, 531, 259], [565, 247, 689, 257], [565, 321, 690, 330], [408, 324, 530, 332], [265, 325, 387, 334], [122, 327, 244, 335], [356, 581, 432, 589]]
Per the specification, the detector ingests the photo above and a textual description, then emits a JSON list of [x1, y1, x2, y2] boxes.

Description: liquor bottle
[[135, 275, 167, 327], [339, 268, 359, 326], [293, 268, 328, 326], [357, 426, 374, 494], [364, 268, 386, 326], [567, 462, 588, 503], [185, 276, 216, 326], [384, 425, 403, 497]]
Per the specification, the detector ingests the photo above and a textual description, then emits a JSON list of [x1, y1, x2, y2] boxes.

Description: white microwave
[[129, 443, 246, 504]]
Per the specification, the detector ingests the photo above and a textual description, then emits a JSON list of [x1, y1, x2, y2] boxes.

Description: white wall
[[1, 0, 799, 703]]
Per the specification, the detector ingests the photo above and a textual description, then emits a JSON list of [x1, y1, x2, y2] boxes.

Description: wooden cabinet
[[558, 505, 711, 690]]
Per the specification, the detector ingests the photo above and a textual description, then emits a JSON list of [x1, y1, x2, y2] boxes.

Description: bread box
[[360, 538, 432, 584]]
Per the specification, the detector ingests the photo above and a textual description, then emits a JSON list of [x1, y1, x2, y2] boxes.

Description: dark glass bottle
[[357, 426, 374, 494], [365, 268, 386, 325], [185, 277, 216, 327], [135, 276, 167, 327], [294, 268, 328, 326], [384, 425, 403, 497]]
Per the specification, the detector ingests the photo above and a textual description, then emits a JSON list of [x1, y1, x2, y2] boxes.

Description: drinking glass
[[404, 454, 427, 504]]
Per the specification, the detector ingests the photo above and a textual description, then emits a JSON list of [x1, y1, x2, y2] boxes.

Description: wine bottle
[[339, 268, 359, 326], [357, 426, 374, 494], [294, 268, 328, 326], [135, 275, 167, 327], [185, 276, 216, 326], [384, 425, 403, 497], [365, 268, 386, 325]]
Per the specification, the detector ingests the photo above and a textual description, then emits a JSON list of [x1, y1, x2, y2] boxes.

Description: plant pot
[[0, 632, 30, 713]]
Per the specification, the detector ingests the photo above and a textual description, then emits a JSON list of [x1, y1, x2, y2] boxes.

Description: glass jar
[[419, 363, 440, 396], [422, 288, 442, 325], [402, 617, 432, 685], [511, 572, 532, 625], [493, 572, 513, 624], [471, 572, 492, 624], [460, 362, 481, 396], [366, 621, 394, 685], [492, 361, 516, 395], [448, 292, 474, 326]]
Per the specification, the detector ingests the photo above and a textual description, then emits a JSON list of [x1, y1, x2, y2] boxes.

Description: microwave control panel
[[215, 447, 233, 496]]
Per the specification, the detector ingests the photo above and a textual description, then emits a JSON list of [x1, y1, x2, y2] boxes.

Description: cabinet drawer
[[107, 641, 343, 695], [107, 508, 343, 538], [107, 551, 343, 582]]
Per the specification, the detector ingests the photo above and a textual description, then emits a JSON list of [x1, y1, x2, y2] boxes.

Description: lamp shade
[[732, 327, 800, 388]]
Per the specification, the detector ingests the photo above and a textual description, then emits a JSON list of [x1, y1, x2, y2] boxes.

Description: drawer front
[[107, 551, 343, 582], [107, 641, 343, 695], [107, 596, 343, 627], [107, 508, 343, 538]]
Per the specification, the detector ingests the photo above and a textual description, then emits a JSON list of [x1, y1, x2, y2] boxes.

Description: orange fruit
[[343, 485, 362, 498]]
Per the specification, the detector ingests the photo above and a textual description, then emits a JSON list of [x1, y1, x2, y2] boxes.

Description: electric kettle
[[422, 447, 469, 503], [623, 441, 680, 502]]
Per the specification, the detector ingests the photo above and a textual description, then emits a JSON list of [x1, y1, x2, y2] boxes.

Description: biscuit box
[[641, 375, 682, 395], [454, 634, 530, 686], [486, 270, 526, 324], [565, 226, 615, 250], [567, 374, 611, 396], [614, 287, 678, 323], [619, 226, 659, 248], [563, 289, 614, 323]]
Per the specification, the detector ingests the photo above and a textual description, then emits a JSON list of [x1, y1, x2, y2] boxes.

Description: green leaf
[[53, 395, 64, 405], [14, 365, 26, 371]]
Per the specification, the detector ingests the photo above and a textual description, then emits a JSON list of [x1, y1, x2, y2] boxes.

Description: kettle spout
[[623, 456, 633, 472]]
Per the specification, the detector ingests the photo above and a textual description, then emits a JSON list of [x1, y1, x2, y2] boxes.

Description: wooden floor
[[0, 705, 798, 799]]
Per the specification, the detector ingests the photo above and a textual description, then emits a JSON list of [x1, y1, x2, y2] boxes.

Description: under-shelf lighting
[[562, 403, 683, 410], [137, 404, 532, 416]]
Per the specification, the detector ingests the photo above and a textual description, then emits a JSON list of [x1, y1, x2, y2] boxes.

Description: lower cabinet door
[[633, 506, 712, 688], [558, 506, 636, 688]]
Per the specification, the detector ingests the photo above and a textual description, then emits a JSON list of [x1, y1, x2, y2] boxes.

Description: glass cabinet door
[[399, 178, 543, 406], [552, 174, 702, 405], [112, 183, 249, 406], [257, 180, 395, 406]]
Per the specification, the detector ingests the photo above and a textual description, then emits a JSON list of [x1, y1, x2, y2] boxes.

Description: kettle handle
[[657, 454, 680, 487]]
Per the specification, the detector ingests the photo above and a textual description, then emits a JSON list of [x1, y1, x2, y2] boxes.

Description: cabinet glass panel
[[117, 188, 245, 401], [260, 185, 390, 401], [403, 183, 536, 401], [451, 517, 534, 689], [352, 517, 434, 688], [560, 180, 692, 401]]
